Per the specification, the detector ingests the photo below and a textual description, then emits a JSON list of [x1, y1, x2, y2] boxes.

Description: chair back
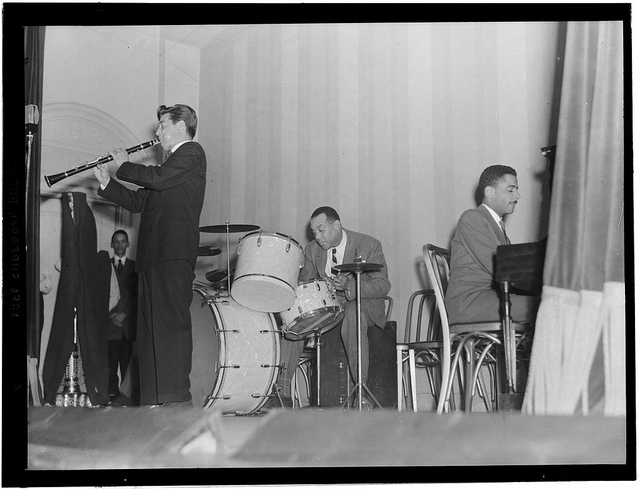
[[424, 244, 451, 331], [403, 290, 437, 344], [423, 244, 453, 412], [384, 296, 393, 323]]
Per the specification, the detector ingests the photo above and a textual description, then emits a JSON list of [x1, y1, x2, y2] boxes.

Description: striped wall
[[39, 23, 559, 336], [195, 23, 559, 330]]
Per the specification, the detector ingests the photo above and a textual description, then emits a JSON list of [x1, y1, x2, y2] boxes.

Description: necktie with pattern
[[500, 219, 509, 242], [331, 248, 338, 275]]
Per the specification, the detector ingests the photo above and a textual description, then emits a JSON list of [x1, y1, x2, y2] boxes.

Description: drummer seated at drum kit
[[271, 206, 391, 408]]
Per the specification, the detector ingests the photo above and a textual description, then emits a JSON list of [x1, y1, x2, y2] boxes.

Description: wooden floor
[[21, 404, 632, 486]]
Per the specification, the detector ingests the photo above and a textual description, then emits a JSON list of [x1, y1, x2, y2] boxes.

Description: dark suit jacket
[[97, 141, 207, 272], [97, 251, 138, 340], [445, 205, 510, 323], [299, 228, 391, 329]]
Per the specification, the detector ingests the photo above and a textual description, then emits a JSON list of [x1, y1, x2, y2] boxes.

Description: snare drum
[[231, 231, 303, 313], [280, 278, 344, 340], [189, 288, 280, 414]]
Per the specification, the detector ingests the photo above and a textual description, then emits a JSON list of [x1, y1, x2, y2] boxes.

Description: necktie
[[117, 259, 123, 277], [331, 248, 338, 275], [500, 220, 509, 242], [164, 149, 172, 163]]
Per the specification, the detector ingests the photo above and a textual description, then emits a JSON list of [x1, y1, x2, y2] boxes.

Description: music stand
[[334, 261, 384, 411]]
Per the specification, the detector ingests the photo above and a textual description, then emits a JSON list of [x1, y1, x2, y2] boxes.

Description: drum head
[[190, 290, 221, 409], [190, 289, 281, 414], [232, 276, 296, 313], [283, 310, 344, 340]]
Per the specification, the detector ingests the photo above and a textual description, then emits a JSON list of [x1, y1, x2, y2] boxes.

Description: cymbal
[[334, 262, 383, 273], [199, 224, 260, 234], [197, 246, 222, 256]]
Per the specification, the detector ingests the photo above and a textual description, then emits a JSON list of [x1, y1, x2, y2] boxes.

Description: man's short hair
[[157, 104, 198, 139], [311, 206, 341, 223], [111, 229, 129, 242], [478, 165, 517, 195]]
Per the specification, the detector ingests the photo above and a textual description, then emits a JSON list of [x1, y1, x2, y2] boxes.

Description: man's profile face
[[156, 113, 185, 152], [310, 213, 342, 250], [485, 174, 520, 217]]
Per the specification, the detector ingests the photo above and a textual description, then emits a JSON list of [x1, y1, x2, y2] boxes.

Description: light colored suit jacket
[[445, 205, 509, 324], [299, 228, 391, 328]]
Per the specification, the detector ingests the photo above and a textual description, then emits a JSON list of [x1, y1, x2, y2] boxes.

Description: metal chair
[[396, 289, 442, 412], [424, 244, 531, 413]]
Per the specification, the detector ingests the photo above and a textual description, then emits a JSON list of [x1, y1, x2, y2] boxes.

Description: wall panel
[[40, 23, 559, 339]]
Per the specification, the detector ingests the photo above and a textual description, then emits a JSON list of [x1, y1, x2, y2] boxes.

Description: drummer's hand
[[331, 273, 349, 291]]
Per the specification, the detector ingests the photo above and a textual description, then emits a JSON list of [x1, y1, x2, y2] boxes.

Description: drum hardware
[[334, 261, 385, 411], [198, 246, 222, 257], [211, 394, 232, 400], [205, 268, 229, 283]]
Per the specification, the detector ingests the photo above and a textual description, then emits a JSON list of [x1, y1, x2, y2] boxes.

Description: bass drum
[[190, 288, 280, 414]]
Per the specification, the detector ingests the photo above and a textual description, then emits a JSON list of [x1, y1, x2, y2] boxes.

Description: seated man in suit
[[446, 165, 540, 326], [271, 206, 391, 408]]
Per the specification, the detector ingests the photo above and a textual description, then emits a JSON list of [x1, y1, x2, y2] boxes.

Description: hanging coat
[[42, 192, 110, 406]]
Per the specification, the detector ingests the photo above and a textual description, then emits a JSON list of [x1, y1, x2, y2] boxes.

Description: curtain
[[25, 26, 46, 405], [523, 22, 625, 416]]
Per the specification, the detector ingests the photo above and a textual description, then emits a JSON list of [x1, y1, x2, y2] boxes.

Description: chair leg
[[396, 348, 404, 412], [463, 340, 476, 412], [438, 339, 466, 414], [408, 350, 418, 412]]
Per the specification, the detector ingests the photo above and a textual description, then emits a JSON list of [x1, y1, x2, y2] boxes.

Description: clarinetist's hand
[[110, 148, 129, 167], [92, 162, 111, 187]]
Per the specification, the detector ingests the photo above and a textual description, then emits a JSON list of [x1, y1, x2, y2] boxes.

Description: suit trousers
[[137, 260, 194, 405], [107, 338, 133, 396]]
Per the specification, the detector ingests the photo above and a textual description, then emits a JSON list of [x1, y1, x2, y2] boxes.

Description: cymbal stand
[[225, 221, 231, 296], [342, 269, 382, 411], [311, 329, 322, 405]]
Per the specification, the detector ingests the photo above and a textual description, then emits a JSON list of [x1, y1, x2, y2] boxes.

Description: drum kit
[[191, 221, 382, 414]]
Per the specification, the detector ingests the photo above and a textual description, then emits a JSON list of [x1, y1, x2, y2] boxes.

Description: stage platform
[[20, 405, 632, 486]]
